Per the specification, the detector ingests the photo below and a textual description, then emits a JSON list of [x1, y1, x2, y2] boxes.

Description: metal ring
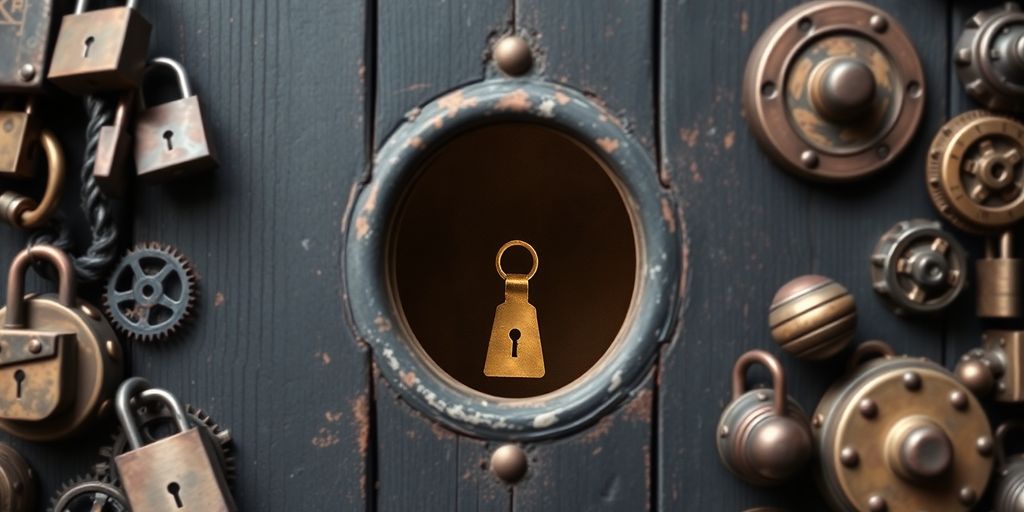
[[16, 130, 65, 229], [495, 240, 538, 280]]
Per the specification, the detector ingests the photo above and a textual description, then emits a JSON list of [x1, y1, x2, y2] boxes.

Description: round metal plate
[[955, 3, 1024, 112], [927, 110, 1024, 234], [870, 219, 968, 315], [743, 1, 925, 182]]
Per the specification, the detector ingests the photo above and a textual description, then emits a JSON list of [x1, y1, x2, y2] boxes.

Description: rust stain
[[401, 82, 432, 93], [400, 370, 417, 387], [431, 422, 454, 440], [823, 37, 856, 57], [554, 92, 571, 105], [363, 183, 379, 213], [581, 415, 614, 443], [789, 57, 812, 100], [723, 131, 736, 150], [689, 161, 703, 184], [325, 410, 343, 423], [408, 136, 425, 150], [213, 292, 225, 307], [431, 114, 444, 129], [740, 10, 749, 32], [439, 89, 479, 118], [315, 351, 331, 366], [312, 426, 340, 448], [870, 49, 892, 90], [355, 216, 370, 239], [660, 198, 676, 233], [352, 394, 370, 457], [374, 315, 392, 332], [623, 388, 653, 422], [792, 108, 830, 147], [679, 127, 699, 148], [597, 137, 620, 154], [496, 89, 531, 111]]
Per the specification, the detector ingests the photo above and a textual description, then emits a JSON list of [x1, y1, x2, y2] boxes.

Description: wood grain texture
[[657, 0, 951, 509]]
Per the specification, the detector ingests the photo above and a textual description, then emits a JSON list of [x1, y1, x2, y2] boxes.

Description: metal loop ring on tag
[[495, 240, 538, 280]]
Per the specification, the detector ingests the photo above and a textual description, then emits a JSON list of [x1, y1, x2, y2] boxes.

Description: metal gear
[[871, 219, 968, 315], [94, 403, 235, 487], [48, 474, 128, 512], [104, 242, 198, 342]]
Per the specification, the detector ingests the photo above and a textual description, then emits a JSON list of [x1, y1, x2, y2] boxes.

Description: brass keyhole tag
[[483, 240, 545, 378]]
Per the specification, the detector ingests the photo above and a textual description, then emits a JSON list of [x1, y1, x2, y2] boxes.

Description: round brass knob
[[955, 357, 997, 397], [493, 35, 533, 76], [490, 444, 528, 483], [769, 275, 856, 360], [810, 58, 877, 123], [889, 420, 954, 481]]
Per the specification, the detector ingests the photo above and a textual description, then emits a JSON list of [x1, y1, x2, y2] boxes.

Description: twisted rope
[[28, 95, 120, 283]]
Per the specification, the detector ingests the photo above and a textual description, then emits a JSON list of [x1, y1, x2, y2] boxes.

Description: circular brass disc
[[815, 359, 993, 511], [744, 1, 925, 182], [927, 110, 1024, 234], [0, 296, 123, 441]]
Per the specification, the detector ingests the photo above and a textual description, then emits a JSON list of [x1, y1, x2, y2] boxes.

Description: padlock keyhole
[[83, 36, 95, 58], [163, 130, 175, 151], [167, 482, 183, 508], [13, 370, 24, 399], [509, 329, 521, 357]]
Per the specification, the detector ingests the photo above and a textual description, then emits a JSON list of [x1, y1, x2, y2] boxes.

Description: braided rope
[[28, 95, 120, 283]]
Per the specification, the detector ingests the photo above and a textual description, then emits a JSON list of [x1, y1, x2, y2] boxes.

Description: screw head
[[869, 14, 888, 33], [977, 436, 994, 456], [949, 390, 968, 410], [902, 371, 922, 391], [494, 35, 533, 76], [27, 338, 42, 354], [491, 444, 528, 483], [18, 64, 35, 82], [800, 150, 820, 168], [840, 446, 860, 467], [858, 398, 878, 419]]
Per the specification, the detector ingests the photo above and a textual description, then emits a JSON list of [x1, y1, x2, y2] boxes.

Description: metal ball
[[493, 35, 533, 76], [955, 358, 995, 397], [745, 415, 813, 482], [769, 275, 857, 360], [490, 444, 528, 483]]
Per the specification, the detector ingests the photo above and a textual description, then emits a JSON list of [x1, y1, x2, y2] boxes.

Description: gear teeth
[[48, 473, 125, 512], [104, 242, 199, 343]]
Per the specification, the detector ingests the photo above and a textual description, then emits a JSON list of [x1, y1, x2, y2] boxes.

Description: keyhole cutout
[[163, 130, 175, 151], [167, 482, 183, 508], [83, 36, 95, 57], [13, 370, 24, 399], [509, 329, 521, 357]]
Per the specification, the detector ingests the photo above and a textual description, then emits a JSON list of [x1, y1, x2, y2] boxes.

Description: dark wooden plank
[[513, 370, 654, 512], [515, 0, 656, 154], [128, 1, 372, 510], [658, 0, 951, 509], [457, 436, 512, 511], [375, 0, 511, 147]]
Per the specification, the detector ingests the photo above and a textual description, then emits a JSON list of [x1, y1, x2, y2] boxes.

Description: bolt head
[[949, 390, 968, 410], [869, 14, 888, 33], [867, 494, 887, 511], [840, 446, 860, 467], [977, 436, 994, 456], [800, 150, 820, 168], [902, 371, 922, 391], [858, 398, 878, 419], [18, 64, 35, 81], [491, 444, 528, 483], [957, 486, 977, 505], [27, 338, 42, 354], [494, 35, 533, 76]]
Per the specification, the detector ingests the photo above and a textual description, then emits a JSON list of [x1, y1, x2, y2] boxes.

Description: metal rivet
[[27, 338, 42, 354], [957, 486, 977, 505], [491, 444, 528, 483], [493, 35, 533, 76], [105, 340, 120, 361], [720, 425, 730, 438], [869, 14, 888, 33], [18, 64, 35, 82], [902, 371, 922, 391], [840, 446, 860, 467], [801, 150, 819, 168], [977, 436, 994, 456], [756, 391, 769, 402], [949, 390, 968, 410], [867, 494, 887, 511], [812, 414, 823, 428], [858, 398, 878, 419], [80, 303, 101, 321]]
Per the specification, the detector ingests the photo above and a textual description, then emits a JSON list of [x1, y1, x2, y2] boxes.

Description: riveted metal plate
[[0, 0, 61, 92]]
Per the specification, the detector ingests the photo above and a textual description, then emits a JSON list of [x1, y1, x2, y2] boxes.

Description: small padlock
[[0, 97, 39, 178], [483, 240, 545, 378], [114, 378, 236, 512], [0, 443, 35, 512], [716, 350, 811, 486], [94, 90, 135, 197], [993, 422, 1024, 512], [0, 0, 61, 92], [978, 231, 1023, 319], [956, 330, 1024, 403], [0, 245, 123, 441], [46, 0, 151, 94], [0, 129, 65, 230], [134, 57, 219, 182]]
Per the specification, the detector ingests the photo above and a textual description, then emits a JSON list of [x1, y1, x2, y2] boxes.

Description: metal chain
[[27, 95, 119, 283]]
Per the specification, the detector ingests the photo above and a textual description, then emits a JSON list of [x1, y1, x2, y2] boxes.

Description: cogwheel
[[95, 403, 235, 487], [48, 474, 128, 512], [103, 242, 199, 342]]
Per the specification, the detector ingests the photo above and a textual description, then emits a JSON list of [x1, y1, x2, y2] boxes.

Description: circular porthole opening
[[393, 123, 637, 398]]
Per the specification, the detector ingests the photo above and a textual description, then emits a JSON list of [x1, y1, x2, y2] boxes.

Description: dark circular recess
[[344, 80, 682, 439]]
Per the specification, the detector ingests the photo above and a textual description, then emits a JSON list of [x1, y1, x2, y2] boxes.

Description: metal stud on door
[[114, 378, 236, 512], [134, 57, 218, 182], [47, 0, 151, 94]]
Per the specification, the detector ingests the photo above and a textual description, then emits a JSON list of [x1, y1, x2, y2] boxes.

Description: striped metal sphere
[[769, 275, 857, 360]]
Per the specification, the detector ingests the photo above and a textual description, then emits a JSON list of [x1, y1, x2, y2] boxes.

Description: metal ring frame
[[495, 240, 538, 280]]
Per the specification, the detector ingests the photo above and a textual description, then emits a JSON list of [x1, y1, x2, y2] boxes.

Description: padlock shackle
[[116, 377, 192, 450], [140, 57, 193, 109], [996, 421, 1024, 468], [4, 245, 76, 329], [731, 349, 786, 415], [7, 130, 65, 230], [75, 0, 138, 15], [846, 340, 895, 373]]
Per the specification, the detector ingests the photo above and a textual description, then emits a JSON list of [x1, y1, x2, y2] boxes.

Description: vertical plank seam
[[364, 0, 380, 510]]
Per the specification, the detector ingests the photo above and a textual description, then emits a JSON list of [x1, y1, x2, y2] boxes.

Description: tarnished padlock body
[[814, 355, 993, 512], [135, 95, 218, 181], [717, 389, 809, 486], [47, 6, 151, 93], [0, 294, 121, 441], [0, 0, 60, 92]]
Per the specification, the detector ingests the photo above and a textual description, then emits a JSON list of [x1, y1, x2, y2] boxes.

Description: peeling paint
[[533, 410, 559, 428], [400, 370, 417, 387], [660, 198, 676, 233], [352, 394, 370, 456], [607, 369, 624, 392], [496, 89, 531, 111], [538, 98, 556, 117], [597, 137, 620, 154], [213, 292, 225, 307], [723, 130, 736, 150], [439, 89, 479, 118], [382, 347, 400, 371], [355, 216, 370, 239], [374, 315, 392, 332], [408, 136, 425, 150]]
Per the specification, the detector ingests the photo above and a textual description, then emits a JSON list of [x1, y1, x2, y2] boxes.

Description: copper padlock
[[814, 341, 993, 512], [47, 0, 151, 94], [0, 245, 122, 441], [716, 350, 811, 486], [0, 129, 66, 230], [993, 422, 1024, 512], [978, 231, 1023, 319], [94, 90, 135, 197], [114, 378, 236, 512], [0, 0, 62, 92], [134, 57, 219, 182], [956, 330, 1024, 403], [0, 443, 34, 512], [0, 97, 39, 178]]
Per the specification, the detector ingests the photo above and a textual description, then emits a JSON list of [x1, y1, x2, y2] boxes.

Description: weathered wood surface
[[0, 0, 1018, 510]]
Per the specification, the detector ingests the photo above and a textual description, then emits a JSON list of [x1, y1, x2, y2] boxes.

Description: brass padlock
[[47, 0, 151, 94], [114, 377, 236, 512], [0, 443, 34, 512], [94, 90, 135, 197], [0, 97, 39, 178], [0, 245, 122, 441], [978, 231, 1023, 319], [0, 0, 61, 92], [956, 330, 1024, 403], [134, 57, 219, 182], [0, 129, 66, 230], [814, 341, 993, 511], [994, 421, 1024, 512], [716, 350, 811, 486], [483, 240, 544, 378]]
